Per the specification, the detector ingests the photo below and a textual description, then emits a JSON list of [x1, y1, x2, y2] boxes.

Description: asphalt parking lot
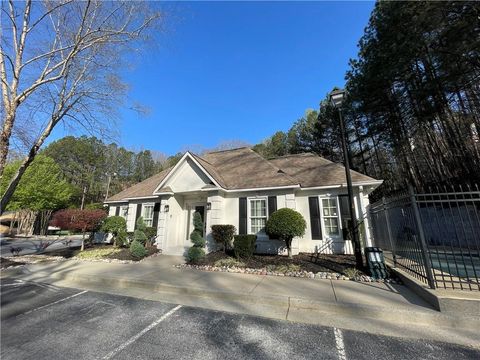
[[1, 278, 479, 360]]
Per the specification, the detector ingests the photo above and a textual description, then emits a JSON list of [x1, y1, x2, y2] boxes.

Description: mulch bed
[[194, 251, 362, 275]]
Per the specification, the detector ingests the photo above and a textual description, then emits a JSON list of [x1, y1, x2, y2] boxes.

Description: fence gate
[[370, 185, 480, 291]]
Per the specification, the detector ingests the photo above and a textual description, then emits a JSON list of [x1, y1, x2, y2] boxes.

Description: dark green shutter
[[152, 202, 161, 228], [309, 197, 322, 240], [239, 197, 247, 235], [135, 204, 142, 223], [268, 196, 277, 217], [115, 206, 120, 216]]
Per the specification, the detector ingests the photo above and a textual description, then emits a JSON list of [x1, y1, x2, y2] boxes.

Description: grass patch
[[74, 247, 122, 260], [214, 258, 245, 268]]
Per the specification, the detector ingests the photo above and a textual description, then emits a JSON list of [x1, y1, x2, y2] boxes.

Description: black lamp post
[[329, 89, 363, 269]]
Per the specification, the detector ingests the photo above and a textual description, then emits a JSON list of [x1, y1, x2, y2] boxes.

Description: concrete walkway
[[2, 255, 479, 348]]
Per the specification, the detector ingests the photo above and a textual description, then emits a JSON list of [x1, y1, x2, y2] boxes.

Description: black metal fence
[[369, 185, 480, 291]]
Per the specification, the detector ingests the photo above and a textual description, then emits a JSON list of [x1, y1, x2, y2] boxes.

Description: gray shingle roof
[[269, 153, 376, 187], [106, 148, 379, 202]]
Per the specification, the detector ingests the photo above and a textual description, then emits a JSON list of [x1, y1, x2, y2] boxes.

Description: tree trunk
[[0, 116, 57, 215], [286, 238, 293, 259], [0, 112, 15, 179], [81, 231, 86, 251]]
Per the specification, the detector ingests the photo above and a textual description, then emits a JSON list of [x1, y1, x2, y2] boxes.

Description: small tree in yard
[[266, 208, 306, 259], [101, 216, 127, 247], [187, 212, 206, 262], [51, 209, 107, 251], [211, 225, 236, 253], [129, 217, 148, 259]]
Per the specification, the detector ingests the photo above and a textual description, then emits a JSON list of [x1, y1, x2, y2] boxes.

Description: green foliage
[[189, 231, 205, 247], [129, 240, 148, 259], [192, 212, 203, 233], [214, 258, 245, 268], [187, 247, 205, 263], [0, 155, 75, 210], [185, 211, 205, 262], [266, 208, 306, 241], [42, 136, 165, 207], [85, 203, 105, 210], [266, 208, 306, 258], [135, 216, 147, 232], [211, 225, 236, 252], [145, 227, 157, 243], [233, 235, 256, 260], [115, 230, 127, 247], [133, 229, 147, 245], [101, 216, 127, 239]]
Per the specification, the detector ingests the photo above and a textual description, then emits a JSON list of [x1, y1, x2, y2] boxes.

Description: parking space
[[1, 278, 478, 360]]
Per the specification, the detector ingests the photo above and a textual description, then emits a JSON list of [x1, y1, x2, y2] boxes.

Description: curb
[[387, 263, 480, 316], [3, 268, 479, 332]]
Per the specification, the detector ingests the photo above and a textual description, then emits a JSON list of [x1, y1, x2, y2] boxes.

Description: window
[[142, 204, 154, 227], [249, 198, 267, 234], [322, 198, 339, 236], [121, 205, 129, 220]]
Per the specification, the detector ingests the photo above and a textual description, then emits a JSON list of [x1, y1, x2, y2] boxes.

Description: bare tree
[[0, 0, 162, 213]]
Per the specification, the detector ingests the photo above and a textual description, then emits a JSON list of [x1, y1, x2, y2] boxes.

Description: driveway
[[1, 278, 479, 360]]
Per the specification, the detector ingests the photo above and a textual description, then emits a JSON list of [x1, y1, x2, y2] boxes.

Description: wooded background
[[254, 2, 480, 197]]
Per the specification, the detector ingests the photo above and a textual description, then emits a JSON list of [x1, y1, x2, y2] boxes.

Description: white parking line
[[102, 305, 182, 360], [18, 290, 88, 316], [334, 327, 347, 360]]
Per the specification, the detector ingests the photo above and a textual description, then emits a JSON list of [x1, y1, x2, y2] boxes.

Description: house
[[104, 147, 382, 256]]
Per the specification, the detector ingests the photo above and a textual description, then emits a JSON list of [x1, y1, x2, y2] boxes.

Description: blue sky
[[79, 1, 375, 155]]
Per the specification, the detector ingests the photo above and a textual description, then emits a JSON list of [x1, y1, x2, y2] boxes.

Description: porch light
[[329, 88, 346, 107], [206, 202, 211, 210], [164, 205, 169, 213]]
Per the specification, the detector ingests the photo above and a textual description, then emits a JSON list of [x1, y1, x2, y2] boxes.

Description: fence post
[[409, 185, 436, 289], [383, 197, 397, 267]]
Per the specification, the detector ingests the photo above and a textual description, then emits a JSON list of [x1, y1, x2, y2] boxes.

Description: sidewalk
[[2, 255, 479, 348]]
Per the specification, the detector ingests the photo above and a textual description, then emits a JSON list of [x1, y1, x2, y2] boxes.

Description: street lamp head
[[329, 88, 346, 108]]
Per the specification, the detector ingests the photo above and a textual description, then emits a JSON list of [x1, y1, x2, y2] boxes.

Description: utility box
[[365, 247, 389, 279]]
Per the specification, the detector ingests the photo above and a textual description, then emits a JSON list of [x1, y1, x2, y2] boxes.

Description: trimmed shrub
[[187, 247, 205, 263], [233, 235, 256, 260], [101, 216, 127, 236], [115, 230, 127, 247], [100, 216, 127, 248], [134, 229, 148, 245], [135, 216, 147, 232], [185, 211, 206, 262], [266, 208, 306, 258], [190, 231, 206, 247], [211, 225, 236, 253], [130, 240, 148, 259]]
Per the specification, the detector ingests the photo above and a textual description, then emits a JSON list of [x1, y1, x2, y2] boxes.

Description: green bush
[[85, 203, 105, 210], [233, 235, 256, 260], [101, 216, 127, 247], [129, 240, 148, 259], [145, 227, 157, 244], [190, 231, 206, 247], [134, 229, 148, 245], [187, 247, 205, 263], [135, 216, 147, 232], [185, 211, 206, 262], [211, 225, 236, 252], [266, 208, 306, 258], [115, 230, 127, 247]]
